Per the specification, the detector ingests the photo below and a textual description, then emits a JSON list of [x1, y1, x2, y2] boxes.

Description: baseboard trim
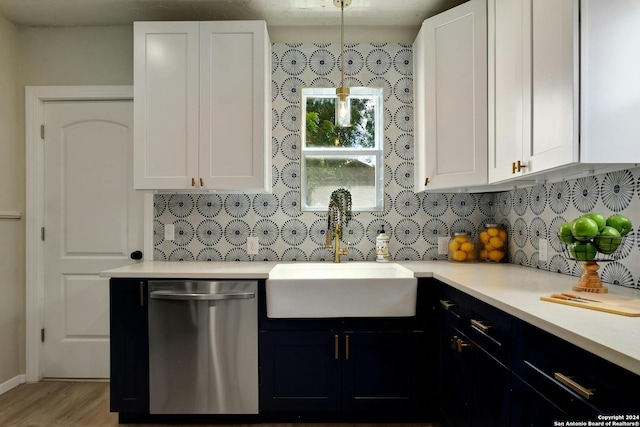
[[0, 374, 26, 396]]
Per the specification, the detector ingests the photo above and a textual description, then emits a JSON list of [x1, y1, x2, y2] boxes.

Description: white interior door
[[43, 100, 143, 378]]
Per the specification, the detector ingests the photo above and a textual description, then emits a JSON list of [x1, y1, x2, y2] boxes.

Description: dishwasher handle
[[150, 290, 255, 301]]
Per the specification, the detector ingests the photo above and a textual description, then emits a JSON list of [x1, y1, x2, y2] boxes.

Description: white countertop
[[102, 260, 640, 376]]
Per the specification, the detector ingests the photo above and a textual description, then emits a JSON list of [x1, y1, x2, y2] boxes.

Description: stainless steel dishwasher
[[148, 280, 258, 414]]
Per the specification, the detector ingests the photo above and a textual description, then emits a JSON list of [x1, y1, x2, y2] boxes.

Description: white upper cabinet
[[134, 22, 199, 190], [580, 0, 640, 164], [489, 0, 640, 184], [134, 21, 271, 192], [413, 0, 488, 192], [487, 0, 529, 182]]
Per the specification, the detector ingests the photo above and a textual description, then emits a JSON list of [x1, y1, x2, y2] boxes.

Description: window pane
[[305, 97, 376, 149], [304, 155, 379, 209], [301, 87, 383, 212]]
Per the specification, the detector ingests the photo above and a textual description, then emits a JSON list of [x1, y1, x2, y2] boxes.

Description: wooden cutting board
[[540, 293, 640, 317]]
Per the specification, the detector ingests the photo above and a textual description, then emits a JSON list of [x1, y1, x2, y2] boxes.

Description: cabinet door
[[438, 324, 470, 426], [342, 332, 429, 417], [199, 21, 271, 192], [528, 0, 578, 172], [468, 346, 510, 426], [580, 0, 640, 163], [259, 331, 341, 413], [488, 0, 529, 182], [133, 22, 200, 190], [413, 0, 487, 192], [109, 279, 149, 413]]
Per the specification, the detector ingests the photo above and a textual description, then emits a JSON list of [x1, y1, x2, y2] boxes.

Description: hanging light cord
[[340, 1, 345, 90]]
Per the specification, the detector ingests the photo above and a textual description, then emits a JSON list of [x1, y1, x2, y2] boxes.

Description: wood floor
[[0, 381, 439, 427]]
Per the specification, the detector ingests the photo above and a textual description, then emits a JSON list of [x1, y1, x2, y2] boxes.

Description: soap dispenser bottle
[[376, 226, 391, 262]]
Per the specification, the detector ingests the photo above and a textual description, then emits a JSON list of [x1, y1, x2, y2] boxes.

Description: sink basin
[[266, 262, 418, 318]]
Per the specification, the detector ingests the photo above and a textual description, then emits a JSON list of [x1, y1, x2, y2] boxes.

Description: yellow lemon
[[498, 230, 507, 241], [452, 250, 467, 262], [454, 235, 468, 244], [487, 227, 499, 237], [461, 242, 474, 252], [449, 240, 461, 252], [479, 231, 490, 243], [479, 249, 488, 260], [488, 250, 505, 262], [489, 236, 504, 248]]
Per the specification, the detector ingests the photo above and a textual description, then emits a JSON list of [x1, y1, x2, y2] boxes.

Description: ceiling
[[0, 0, 467, 28]]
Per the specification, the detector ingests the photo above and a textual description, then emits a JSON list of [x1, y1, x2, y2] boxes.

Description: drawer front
[[435, 283, 467, 329], [467, 297, 512, 364], [513, 320, 640, 415]]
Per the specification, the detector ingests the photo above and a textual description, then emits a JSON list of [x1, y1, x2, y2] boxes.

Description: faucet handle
[[325, 229, 333, 248]]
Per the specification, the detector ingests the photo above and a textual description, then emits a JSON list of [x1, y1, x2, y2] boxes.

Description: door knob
[[130, 250, 143, 260]]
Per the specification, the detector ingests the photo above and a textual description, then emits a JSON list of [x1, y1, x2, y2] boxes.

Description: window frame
[[300, 87, 384, 212]]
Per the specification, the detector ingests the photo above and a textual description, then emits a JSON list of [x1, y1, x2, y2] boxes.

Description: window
[[301, 87, 384, 211]]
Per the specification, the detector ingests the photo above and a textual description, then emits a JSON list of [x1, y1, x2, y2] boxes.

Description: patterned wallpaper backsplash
[[495, 167, 640, 289], [154, 42, 494, 263], [152, 42, 640, 289]]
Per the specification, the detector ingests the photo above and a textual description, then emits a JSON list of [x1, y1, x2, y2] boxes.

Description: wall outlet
[[164, 223, 175, 241], [247, 236, 259, 255], [539, 238, 548, 262], [438, 236, 450, 255]]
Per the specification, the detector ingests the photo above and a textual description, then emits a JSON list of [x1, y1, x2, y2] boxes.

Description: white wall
[[0, 13, 22, 387], [18, 26, 133, 86]]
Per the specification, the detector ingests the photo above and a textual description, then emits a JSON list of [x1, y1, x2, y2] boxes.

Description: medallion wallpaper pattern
[[495, 168, 640, 289], [152, 42, 640, 289]]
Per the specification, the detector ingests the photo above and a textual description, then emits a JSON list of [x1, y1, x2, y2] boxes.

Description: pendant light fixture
[[335, 0, 352, 128]]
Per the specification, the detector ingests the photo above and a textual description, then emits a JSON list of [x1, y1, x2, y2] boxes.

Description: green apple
[[595, 226, 622, 254], [571, 217, 599, 241], [582, 212, 606, 232], [568, 241, 598, 261], [606, 214, 632, 236], [558, 222, 576, 244]]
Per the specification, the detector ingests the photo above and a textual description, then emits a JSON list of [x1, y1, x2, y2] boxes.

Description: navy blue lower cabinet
[[468, 342, 511, 427], [342, 331, 428, 415], [109, 279, 149, 416], [438, 323, 470, 426], [259, 329, 429, 421], [438, 327, 511, 427], [436, 281, 511, 427], [511, 375, 569, 426], [512, 319, 640, 419], [259, 331, 341, 413]]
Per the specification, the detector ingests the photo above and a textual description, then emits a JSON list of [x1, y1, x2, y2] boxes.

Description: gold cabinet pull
[[451, 336, 472, 353], [424, 177, 430, 186], [439, 299, 457, 310], [471, 318, 492, 332], [334, 334, 339, 360], [512, 160, 527, 174], [554, 372, 595, 400], [345, 334, 350, 360], [139, 281, 144, 307], [191, 177, 196, 187], [200, 177, 204, 187]]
